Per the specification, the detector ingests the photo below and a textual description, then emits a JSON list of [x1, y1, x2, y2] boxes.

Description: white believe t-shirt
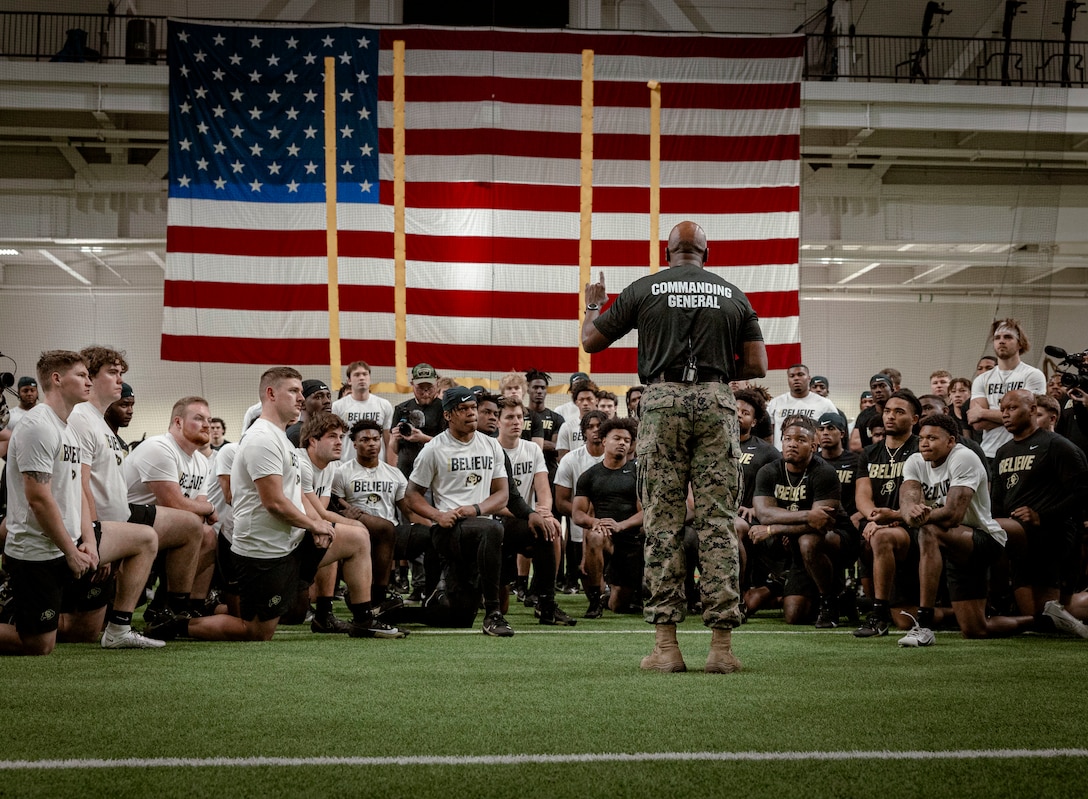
[[212, 441, 238, 541], [765, 391, 839, 450], [409, 430, 505, 512], [971, 361, 1046, 457], [502, 438, 547, 505], [333, 458, 408, 523], [902, 444, 1005, 545], [556, 419, 586, 453], [123, 433, 209, 506], [230, 418, 305, 559], [298, 447, 337, 500], [68, 401, 130, 523], [3, 405, 83, 562], [332, 393, 394, 463]]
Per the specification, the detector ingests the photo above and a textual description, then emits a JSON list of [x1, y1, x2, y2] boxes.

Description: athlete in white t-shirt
[[556, 379, 599, 460], [897, 414, 1035, 647], [554, 412, 607, 595], [332, 361, 394, 462], [765, 365, 838, 450], [969, 319, 1046, 458], [62, 346, 163, 648], [123, 397, 217, 625], [146, 368, 404, 643], [0, 352, 159, 654], [406, 386, 514, 636]]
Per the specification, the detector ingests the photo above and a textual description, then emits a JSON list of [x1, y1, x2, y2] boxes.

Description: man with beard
[[286, 379, 333, 447], [123, 395, 216, 626], [765, 364, 837, 450], [854, 374, 894, 450]]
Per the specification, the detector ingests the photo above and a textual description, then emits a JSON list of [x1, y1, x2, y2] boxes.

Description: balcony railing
[[2, 11, 1087, 87]]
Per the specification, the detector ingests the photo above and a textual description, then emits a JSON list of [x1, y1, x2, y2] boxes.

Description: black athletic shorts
[[216, 532, 240, 593], [606, 535, 645, 591], [127, 503, 157, 527], [61, 522, 115, 614], [235, 534, 328, 621], [7, 556, 72, 635], [1011, 521, 1071, 591], [944, 528, 1004, 602]]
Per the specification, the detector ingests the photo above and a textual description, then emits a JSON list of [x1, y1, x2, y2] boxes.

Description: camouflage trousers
[[636, 381, 742, 629]]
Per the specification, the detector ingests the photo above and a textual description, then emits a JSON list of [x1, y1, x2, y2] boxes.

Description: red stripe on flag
[[408, 288, 574, 321], [376, 76, 799, 110], [377, 128, 797, 162], [161, 335, 397, 365], [379, 29, 805, 60], [167, 226, 328, 257]]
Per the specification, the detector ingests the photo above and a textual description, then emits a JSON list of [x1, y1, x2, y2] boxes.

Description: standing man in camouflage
[[582, 221, 768, 673]]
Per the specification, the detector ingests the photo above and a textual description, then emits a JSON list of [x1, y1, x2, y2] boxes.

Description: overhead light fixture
[[837, 262, 881, 284], [0, 248, 19, 256], [80, 246, 105, 254]]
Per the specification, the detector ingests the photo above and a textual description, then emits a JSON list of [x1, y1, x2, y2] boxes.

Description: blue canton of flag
[[168, 21, 379, 204]]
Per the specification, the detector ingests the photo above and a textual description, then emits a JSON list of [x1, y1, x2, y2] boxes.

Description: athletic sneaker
[[853, 614, 890, 638], [101, 628, 166, 649], [584, 599, 604, 619], [536, 603, 577, 626], [373, 595, 405, 618], [348, 618, 409, 639], [1043, 600, 1088, 639], [897, 612, 935, 647], [310, 610, 351, 634], [482, 611, 515, 637], [814, 601, 838, 629]]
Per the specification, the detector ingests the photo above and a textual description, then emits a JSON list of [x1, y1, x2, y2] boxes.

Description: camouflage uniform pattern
[[636, 381, 743, 629]]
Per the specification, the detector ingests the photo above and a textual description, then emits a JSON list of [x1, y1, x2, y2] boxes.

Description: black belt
[[646, 368, 727, 385]]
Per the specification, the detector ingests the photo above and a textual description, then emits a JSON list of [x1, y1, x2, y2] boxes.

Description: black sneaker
[[142, 604, 173, 627], [311, 610, 350, 634], [853, 614, 889, 638], [584, 599, 604, 619], [374, 595, 405, 618], [143, 616, 183, 641], [522, 593, 539, 608], [814, 601, 838, 629], [348, 617, 409, 639], [482, 611, 515, 637], [536, 603, 577, 626]]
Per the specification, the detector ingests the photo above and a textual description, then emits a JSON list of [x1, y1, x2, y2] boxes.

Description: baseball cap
[[302, 379, 330, 398], [120, 382, 134, 398], [17, 376, 36, 388], [569, 371, 590, 388], [870, 374, 894, 389], [442, 386, 476, 411], [817, 411, 847, 433], [860, 390, 873, 400], [810, 375, 829, 388], [411, 363, 437, 383]]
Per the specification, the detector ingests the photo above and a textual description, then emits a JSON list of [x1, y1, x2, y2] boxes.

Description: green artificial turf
[[1, 597, 1085, 798]]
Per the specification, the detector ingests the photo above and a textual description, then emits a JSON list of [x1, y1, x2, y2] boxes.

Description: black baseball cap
[[17, 376, 36, 388], [442, 386, 476, 411], [120, 382, 134, 399], [870, 374, 894, 389], [860, 390, 873, 400], [817, 411, 847, 433], [569, 371, 590, 388], [810, 375, 829, 388], [302, 379, 330, 398]]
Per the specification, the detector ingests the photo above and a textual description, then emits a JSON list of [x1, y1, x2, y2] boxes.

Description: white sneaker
[[101, 627, 166, 649], [897, 612, 935, 648], [1043, 601, 1088, 639]]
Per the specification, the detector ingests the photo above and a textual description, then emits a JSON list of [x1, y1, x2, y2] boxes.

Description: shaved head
[[666, 221, 708, 264]]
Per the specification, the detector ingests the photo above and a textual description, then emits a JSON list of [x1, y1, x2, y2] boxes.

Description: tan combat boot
[[639, 624, 687, 672], [705, 627, 742, 674]]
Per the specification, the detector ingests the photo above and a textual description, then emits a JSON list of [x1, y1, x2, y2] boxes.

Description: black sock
[[348, 600, 373, 624], [316, 597, 334, 616], [483, 601, 500, 616], [108, 609, 133, 627], [166, 591, 190, 614], [373, 584, 388, 604], [586, 586, 602, 603], [190, 598, 206, 614], [872, 599, 890, 622], [917, 606, 935, 628]]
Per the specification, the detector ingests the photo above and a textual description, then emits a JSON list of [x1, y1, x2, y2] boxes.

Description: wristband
[[473, 503, 482, 517]]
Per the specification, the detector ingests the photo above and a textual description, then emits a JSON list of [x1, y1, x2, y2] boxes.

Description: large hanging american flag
[[164, 21, 802, 376]]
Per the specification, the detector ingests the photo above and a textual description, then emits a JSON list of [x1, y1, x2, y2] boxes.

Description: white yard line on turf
[[1, 749, 1086, 770]]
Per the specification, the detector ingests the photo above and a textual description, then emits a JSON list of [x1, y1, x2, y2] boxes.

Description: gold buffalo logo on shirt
[[1006, 473, 1019, 489], [881, 480, 896, 496], [366, 493, 381, 505], [464, 472, 482, 487]]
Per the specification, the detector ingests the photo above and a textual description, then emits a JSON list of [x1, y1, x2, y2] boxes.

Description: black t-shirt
[[820, 448, 861, 518], [738, 435, 780, 508], [854, 405, 882, 449], [856, 435, 919, 510], [529, 406, 566, 482], [992, 428, 1088, 526], [392, 397, 447, 478], [593, 263, 763, 382], [1057, 403, 1088, 460], [753, 457, 841, 513], [576, 460, 640, 541]]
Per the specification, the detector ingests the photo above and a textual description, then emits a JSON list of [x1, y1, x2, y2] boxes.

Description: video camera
[[1044, 344, 1088, 392]]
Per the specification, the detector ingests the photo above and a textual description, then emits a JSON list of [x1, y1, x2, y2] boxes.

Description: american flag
[[164, 22, 802, 377]]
